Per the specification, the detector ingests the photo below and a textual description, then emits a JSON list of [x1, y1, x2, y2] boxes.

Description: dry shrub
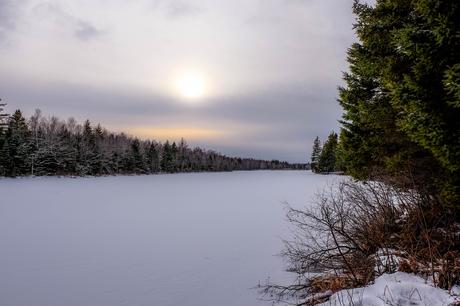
[[259, 178, 459, 305], [398, 257, 423, 274], [259, 179, 399, 304], [395, 191, 460, 289], [438, 251, 460, 289], [309, 274, 354, 293]]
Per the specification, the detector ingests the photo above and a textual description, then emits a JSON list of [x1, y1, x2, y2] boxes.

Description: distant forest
[[0, 105, 305, 177]]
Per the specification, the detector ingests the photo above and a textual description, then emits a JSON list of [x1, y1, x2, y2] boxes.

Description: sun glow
[[175, 72, 207, 100], [127, 127, 222, 140]]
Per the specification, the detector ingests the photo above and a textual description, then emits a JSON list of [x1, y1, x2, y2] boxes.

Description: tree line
[[0, 105, 304, 177]]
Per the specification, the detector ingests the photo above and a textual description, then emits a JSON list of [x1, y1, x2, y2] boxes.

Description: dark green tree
[[128, 139, 146, 173], [334, 136, 346, 173], [310, 136, 321, 173], [171, 142, 178, 172], [317, 132, 338, 173], [177, 138, 188, 172], [146, 142, 160, 173], [0, 102, 10, 176], [0, 110, 32, 176], [0, 101, 7, 129], [161, 141, 175, 173], [78, 120, 101, 175]]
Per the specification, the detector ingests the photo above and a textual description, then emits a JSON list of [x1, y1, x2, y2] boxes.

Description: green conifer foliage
[[317, 132, 338, 173], [0, 102, 9, 176], [146, 143, 160, 173], [310, 136, 321, 173], [339, 0, 460, 204], [129, 139, 146, 173], [1, 110, 32, 176], [161, 141, 175, 173]]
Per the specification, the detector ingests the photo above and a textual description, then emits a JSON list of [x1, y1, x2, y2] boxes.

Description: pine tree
[[171, 142, 178, 172], [94, 124, 104, 140], [177, 138, 188, 172], [317, 132, 338, 173], [94, 123, 109, 174], [310, 136, 321, 173], [129, 139, 146, 173], [334, 136, 346, 173], [28, 109, 42, 175], [78, 120, 101, 175], [161, 141, 176, 173], [1, 110, 32, 176], [0, 100, 7, 129], [16, 112, 32, 173], [55, 125, 77, 174], [0, 102, 9, 176], [146, 142, 160, 173]]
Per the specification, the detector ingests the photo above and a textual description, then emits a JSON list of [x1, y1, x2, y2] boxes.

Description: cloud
[[0, 0, 26, 42], [152, 0, 202, 18], [33, 2, 102, 41], [74, 20, 101, 41], [166, 1, 201, 17], [0, 0, 15, 30]]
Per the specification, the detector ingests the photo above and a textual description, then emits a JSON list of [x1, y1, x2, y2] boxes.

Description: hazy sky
[[0, 0, 356, 162]]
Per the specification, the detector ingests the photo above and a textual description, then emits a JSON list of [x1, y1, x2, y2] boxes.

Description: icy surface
[[0, 170, 338, 306], [319, 272, 459, 306]]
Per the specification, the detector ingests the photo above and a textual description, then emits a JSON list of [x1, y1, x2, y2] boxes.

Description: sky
[[0, 0, 356, 163]]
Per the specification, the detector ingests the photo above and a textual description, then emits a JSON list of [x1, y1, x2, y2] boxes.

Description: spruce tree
[[334, 137, 346, 173], [79, 120, 101, 175], [317, 132, 338, 173], [177, 138, 188, 172], [161, 141, 174, 173], [310, 136, 321, 173], [56, 125, 77, 174], [146, 142, 160, 173], [0, 102, 9, 176], [2, 110, 32, 176], [129, 139, 145, 173], [0, 101, 7, 129], [171, 142, 178, 172]]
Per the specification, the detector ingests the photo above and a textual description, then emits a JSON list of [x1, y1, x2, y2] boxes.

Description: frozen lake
[[0, 170, 337, 306]]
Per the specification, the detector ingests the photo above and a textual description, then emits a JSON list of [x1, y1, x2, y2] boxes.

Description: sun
[[175, 72, 207, 100]]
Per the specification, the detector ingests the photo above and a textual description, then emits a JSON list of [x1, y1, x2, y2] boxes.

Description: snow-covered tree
[[310, 136, 321, 173]]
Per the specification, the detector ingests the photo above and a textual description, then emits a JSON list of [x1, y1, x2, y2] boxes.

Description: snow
[[374, 248, 406, 275], [319, 272, 459, 306], [0, 170, 338, 306]]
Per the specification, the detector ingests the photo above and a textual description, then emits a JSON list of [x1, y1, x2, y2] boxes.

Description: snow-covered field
[[0, 170, 337, 306]]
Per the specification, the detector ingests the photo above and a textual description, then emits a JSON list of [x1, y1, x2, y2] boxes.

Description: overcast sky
[[0, 0, 356, 163]]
